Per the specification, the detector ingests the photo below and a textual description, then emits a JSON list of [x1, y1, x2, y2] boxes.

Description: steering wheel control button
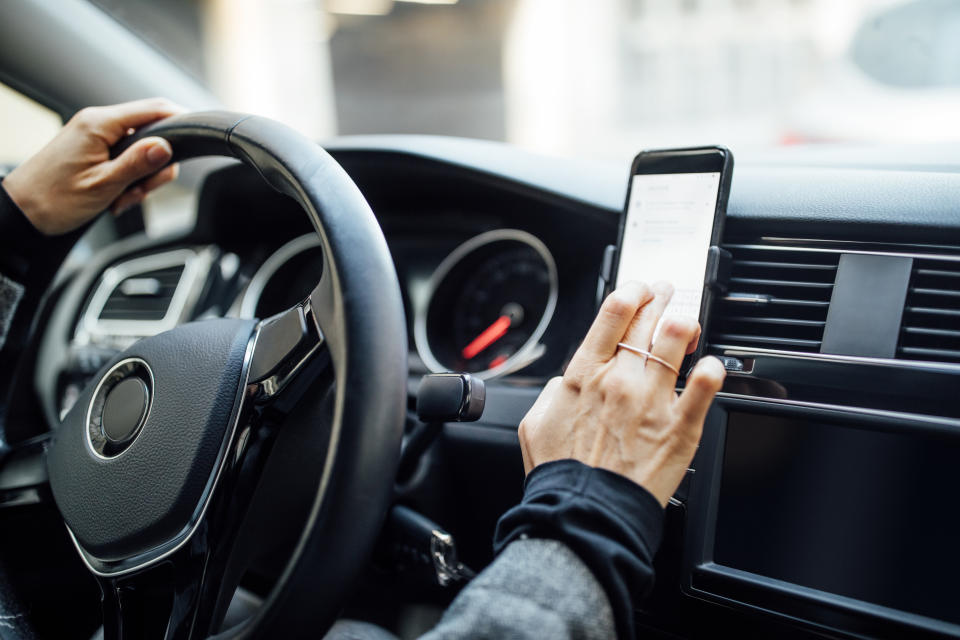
[[102, 378, 149, 444], [85, 358, 154, 458]]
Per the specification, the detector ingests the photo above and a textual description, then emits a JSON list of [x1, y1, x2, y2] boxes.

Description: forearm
[[422, 460, 664, 640], [421, 538, 616, 640]]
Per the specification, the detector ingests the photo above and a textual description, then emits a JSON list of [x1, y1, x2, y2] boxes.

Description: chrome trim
[[715, 391, 960, 428], [75, 248, 215, 343], [720, 294, 770, 304], [726, 242, 960, 263], [760, 237, 960, 253], [83, 358, 154, 461], [413, 229, 559, 380], [710, 344, 960, 373], [66, 322, 261, 577], [239, 234, 323, 319]]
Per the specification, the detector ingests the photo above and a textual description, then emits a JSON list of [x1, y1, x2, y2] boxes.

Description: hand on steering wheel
[[518, 281, 726, 506], [2, 98, 184, 234]]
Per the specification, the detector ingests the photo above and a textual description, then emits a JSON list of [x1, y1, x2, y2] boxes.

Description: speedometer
[[415, 230, 558, 378]]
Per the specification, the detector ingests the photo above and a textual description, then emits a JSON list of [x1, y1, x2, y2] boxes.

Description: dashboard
[[24, 137, 960, 639]]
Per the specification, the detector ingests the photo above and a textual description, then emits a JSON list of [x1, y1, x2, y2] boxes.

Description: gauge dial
[[415, 230, 558, 377]]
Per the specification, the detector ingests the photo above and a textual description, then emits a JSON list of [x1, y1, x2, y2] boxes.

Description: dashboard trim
[[714, 391, 960, 429], [710, 344, 960, 374], [725, 242, 960, 262]]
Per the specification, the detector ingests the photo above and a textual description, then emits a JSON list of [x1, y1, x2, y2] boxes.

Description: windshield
[[91, 0, 960, 163]]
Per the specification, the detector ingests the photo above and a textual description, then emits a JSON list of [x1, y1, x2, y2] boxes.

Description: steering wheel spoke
[[247, 282, 330, 404], [0, 435, 52, 510], [98, 540, 207, 640]]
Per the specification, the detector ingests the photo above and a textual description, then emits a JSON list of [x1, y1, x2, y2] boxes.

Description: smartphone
[[610, 146, 733, 372]]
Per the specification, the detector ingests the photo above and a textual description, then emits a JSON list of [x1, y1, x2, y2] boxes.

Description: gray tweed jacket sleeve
[[0, 274, 24, 351], [421, 538, 616, 640]]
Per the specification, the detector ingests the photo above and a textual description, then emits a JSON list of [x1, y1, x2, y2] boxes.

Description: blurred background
[[3, 0, 960, 166]]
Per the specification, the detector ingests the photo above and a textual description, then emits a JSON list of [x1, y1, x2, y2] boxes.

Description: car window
[[0, 82, 61, 167], [87, 0, 960, 162]]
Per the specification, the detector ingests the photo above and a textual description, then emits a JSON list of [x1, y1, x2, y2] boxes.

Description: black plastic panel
[[821, 253, 912, 357], [716, 411, 960, 625], [685, 397, 960, 638]]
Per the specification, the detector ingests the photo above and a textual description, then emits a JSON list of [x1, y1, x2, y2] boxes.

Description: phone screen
[[616, 170, 721, 325]]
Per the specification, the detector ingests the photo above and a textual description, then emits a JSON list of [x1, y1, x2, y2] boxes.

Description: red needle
[[462, 315, 512, 360]]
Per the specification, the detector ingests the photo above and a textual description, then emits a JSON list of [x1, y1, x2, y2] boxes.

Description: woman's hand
[[518, 281, 726, 507], [2, 98, 185, 235]]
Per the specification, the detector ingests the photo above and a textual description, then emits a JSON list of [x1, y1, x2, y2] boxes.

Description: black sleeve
[[0, 181, 47, 283], [493, 459, 665, 640], [0, 180, 87, 435]]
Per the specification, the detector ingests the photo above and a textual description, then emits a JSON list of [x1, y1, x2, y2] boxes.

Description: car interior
[[1, 1, 959, 639]]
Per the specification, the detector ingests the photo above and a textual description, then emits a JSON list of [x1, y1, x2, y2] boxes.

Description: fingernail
[[146, 139, 172, 165]]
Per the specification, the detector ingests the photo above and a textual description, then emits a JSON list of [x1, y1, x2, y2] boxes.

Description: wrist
[[2, 171, 53, 235]]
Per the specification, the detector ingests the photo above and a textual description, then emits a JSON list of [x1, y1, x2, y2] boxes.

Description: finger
[[566, 282, 653, 378], [110, 186, 146, 216], [685, 324, 702, 356], [110, 164, 177, 215], [620, 280, 673, 350], [101, 136, 173, 190], [675, 356, 726, 431], [98, 98, 185, 143], [647, 315, 700, 391], [140, 163, 179, 194], [519, 377, 562, 474]]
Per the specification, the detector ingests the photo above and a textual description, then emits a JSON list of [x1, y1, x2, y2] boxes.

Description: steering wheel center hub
[[85, 358, 154, 458]]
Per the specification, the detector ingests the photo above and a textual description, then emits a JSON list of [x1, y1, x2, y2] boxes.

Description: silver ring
[[616, 342, 681, 376]]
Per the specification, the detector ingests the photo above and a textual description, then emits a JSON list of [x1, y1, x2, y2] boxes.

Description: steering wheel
[[36, 112, 408, 638]]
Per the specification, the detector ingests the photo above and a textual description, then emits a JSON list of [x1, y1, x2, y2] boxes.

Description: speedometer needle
[[462, 315, 512, 360]]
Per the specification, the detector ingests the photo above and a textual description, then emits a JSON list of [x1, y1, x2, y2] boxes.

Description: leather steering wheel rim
[[52, 111, 408, 638]]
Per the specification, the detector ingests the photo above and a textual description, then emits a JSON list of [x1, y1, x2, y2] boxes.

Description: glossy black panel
[[716, 411, 960, 625], [715, 349, 960, 418]]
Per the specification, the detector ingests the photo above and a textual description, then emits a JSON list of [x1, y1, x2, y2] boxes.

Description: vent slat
[[712, 333, 822, 349], [897, 257, 960, 364], [916, 269, 960, 279], [899, 346, 960, 360], [729, 277, 833, 289], [905, 306, 960, 318], [723, 296, 830, 308], [708, 243, 837, 354], [724, 316, 825, 328], [910, 287, 960, 299], [98, 265, 185, 322], [732, 260, 837, 271], [902, 327, 960, 339]]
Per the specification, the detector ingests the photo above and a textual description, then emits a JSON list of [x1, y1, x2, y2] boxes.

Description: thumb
[[102, 136, 173, 189]]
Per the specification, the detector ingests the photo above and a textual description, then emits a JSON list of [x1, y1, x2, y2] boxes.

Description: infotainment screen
[[715, 412, 960, 625]]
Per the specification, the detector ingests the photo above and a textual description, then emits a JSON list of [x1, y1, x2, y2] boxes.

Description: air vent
[[898, 257, 960, 364], [98, 265, 185, 321], [76, 248, 213, 343], [709, 244, 839, 353]]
